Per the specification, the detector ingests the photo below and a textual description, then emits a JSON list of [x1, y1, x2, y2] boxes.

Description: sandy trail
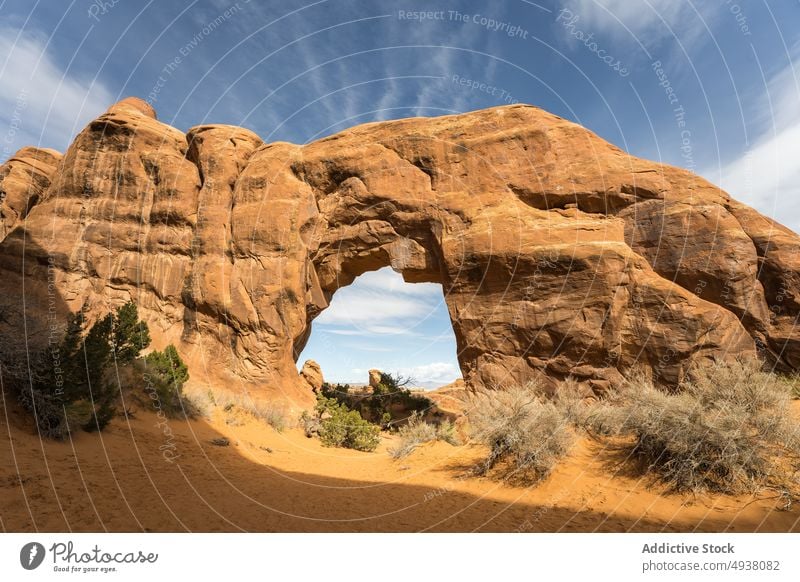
[[1, 401, 798, 532]]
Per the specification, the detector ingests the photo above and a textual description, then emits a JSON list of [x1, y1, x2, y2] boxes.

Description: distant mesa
[[1, 96, 798, 407]]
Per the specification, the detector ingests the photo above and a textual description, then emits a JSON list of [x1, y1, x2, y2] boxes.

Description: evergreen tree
[[58, 310, 86, 402], [111, 301, 151, 365], [11, 301, 180, 437], [80, 313, 115, 431]]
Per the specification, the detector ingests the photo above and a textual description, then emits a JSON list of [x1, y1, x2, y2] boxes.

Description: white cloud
[[0, 27, 114, 158], [398, 361, 460, 385], [758, 51, 800, 129], [560, 0, 713, 53], [406, 22, 480, 117], [314, 267, 446, 331], [564, 0, 686, 32], [321, 324, 418, 336], [354, 266, 441, 297], [351, 361, 460, 386], [701, 52, 800, 233]]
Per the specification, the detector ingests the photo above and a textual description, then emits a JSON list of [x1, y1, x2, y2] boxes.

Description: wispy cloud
[[561, 0, 713, 56], [322, 324, 419, 336], [349, 361, 458, 385], [701, 47, 800, 232], [404, 18, 483, 116], [0, 26, 114, 158], [314, 267, 445, 332], [400, 361, 461, 385], [563, 0, 694, 37]]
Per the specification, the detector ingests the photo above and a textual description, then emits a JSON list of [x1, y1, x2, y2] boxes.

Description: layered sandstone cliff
[[1, 97, 798, 407]]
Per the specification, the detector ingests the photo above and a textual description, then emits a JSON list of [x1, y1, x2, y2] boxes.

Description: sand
[[1, 396, 799, 532]]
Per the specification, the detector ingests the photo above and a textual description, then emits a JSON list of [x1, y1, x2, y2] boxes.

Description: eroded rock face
[[2, 97, 798, 407], [368, 369, 383, 390], [0, 147, 62, 239], [300, 360, 324, 393]]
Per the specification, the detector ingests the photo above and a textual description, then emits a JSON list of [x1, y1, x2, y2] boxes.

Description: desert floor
[[1, 394, 799, 533]]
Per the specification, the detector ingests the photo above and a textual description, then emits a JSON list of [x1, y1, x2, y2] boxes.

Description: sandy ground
[[1, 396, 799, 533]]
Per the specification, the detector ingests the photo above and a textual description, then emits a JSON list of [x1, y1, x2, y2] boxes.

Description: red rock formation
[[299, 360, 324, 393], [2, 97, 797, 408], [0, 146, 61, 239]]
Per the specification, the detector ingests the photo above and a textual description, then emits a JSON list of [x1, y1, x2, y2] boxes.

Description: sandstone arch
[[2, 97, 798, 408]]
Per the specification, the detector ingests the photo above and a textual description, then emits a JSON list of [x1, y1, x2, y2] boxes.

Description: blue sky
[[1, 0, 799, 385]]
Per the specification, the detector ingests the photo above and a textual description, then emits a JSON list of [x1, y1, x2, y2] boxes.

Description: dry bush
[[300, 410, 321, 438], [388, 412, 459, 459], [468, 383, 574, 484], [553, 378, 597, 427], [591, 360, 800, 494], [781, 375, 800, 400], [185, 392, 212, 419], [188, 387, 288, 431], [251, 400, 288, 432]]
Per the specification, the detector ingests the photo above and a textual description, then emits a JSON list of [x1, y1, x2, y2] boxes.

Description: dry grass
[[783, 376, 800, 400], [183, 387, 288, 432], [467, 383, 574, 484], [388, 413, 459, 459], [587, 360, 800, 494]]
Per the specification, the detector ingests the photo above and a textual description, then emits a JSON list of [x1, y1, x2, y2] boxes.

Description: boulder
[[368, 369, 383, 390], [300, 360, 324, 393]]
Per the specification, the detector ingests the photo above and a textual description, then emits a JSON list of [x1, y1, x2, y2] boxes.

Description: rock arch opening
[[296, 266, 462, 389]]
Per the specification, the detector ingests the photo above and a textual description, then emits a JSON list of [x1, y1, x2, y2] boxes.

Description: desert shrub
[[316, 396, 381, 452], [250, 400, 288, 432], [15, 376, 93, 440], [79, 313, 116, 432], [781, 375, 800, 400], [300, 410, 321, 438], [552, 378, 595, 428], [591, 360, 800, 493], [183, 393, 211, 419], [197, 387, 289, 430], [389, 412, 459, 459], [320, 373, 433, 425], [468, 383, 574, 484], [144, 344, 191, 418]]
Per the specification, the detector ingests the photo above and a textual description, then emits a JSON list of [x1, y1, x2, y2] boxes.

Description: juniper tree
[[111, 301, 151, 365]]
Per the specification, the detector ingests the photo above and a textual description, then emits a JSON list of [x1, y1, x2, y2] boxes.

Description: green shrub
[[320, 373, 432, 425], [591, 360, 800, 493], [316, 396, 381, 452], [468, 383, 574, 484], [389, 412, 459, 459], [144, 344, 190, 418]]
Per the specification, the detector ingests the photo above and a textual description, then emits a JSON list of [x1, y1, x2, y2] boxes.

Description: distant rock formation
[[299, 360, 324, 393], [368, 369, 383, 390], [2, 97, 798, 407]]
